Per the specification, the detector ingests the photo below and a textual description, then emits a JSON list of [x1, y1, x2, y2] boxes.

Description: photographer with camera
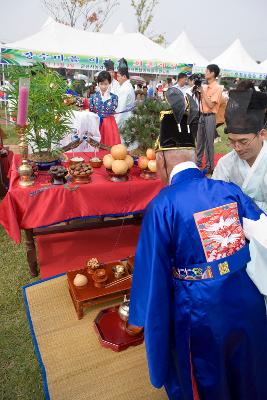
[[196, 64, 222, 174]]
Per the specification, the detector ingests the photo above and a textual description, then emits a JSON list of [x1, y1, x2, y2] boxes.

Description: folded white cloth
[[243, 214, 267, 310]]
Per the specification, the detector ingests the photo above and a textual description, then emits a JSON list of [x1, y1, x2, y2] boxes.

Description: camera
[[259, 78, 267, 93], [193, 74, 203, 88]]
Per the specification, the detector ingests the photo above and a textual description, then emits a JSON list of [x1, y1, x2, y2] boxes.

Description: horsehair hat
[[155, 87, 195, 151], [118, 57, 129, 76], [225, 89, 267, 134], [104, 59, 115, 71]]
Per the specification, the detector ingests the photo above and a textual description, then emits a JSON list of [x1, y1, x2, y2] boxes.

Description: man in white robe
[[115, 58, 135, 130], [213, 89, 267, 212]]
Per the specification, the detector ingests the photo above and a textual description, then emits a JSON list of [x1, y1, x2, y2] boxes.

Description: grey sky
[[1, 0, 267, 61]]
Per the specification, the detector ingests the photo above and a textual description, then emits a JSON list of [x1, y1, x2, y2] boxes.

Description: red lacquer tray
[[94, 306, 144, 352]]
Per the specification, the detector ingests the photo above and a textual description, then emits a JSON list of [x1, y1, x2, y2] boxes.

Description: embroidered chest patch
[[193, 202, 245, 262]]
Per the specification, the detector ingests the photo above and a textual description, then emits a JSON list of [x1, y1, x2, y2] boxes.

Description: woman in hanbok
[[89, 71, 120, 146]]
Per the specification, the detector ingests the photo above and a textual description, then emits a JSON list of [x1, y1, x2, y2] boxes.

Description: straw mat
[[24, 275, 167, 400]]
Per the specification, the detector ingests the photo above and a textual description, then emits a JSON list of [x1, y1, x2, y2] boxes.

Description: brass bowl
[[70, 164, 93, 184], [92, 268, 108, 287], [140, 168, 157, 180], [106, 169, 129, 182], [112, 264, 125, 279], [71, 173, 92, 184], [69, 157, 85, 166], [125, 323, 144, 336], [89, 158, 103, 168]]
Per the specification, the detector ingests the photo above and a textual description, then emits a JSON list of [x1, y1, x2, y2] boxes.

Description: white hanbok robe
[[115, 80, 135, 130], [110, 78, 120, 96], [212, 141, 267, 213]]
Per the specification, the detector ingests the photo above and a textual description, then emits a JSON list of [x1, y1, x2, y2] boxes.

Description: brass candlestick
[[17, 125, 34, 187]]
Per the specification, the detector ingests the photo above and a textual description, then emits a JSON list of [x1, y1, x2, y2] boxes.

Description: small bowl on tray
[[125, 323, 144, 336], [92, 268, 108, 288], [89, 157, 103, 168], [112, 264, 126, 279], [69, 156, 85, 166]]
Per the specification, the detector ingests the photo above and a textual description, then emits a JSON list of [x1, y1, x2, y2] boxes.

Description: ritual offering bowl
[[140, 169, 157, 180], [106, 169, 129, 182], [87, 257, 101, 274], [125, 323, 144, 336], [69, 162, 93, 184], [89, 157, 103, 168], [112, 264, 126, 279], [92, 268, 108, 288], [70, 156, 84, 166], [73, 273, 88, 288], [49, 165, 68, 185], [104, 145, 133, 182]]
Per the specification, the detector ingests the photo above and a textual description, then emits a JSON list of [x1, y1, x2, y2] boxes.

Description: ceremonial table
[[0, 152, 164, 276]]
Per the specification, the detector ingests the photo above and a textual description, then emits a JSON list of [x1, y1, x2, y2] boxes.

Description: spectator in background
[[196, 64, 222, 174], [115, 58, 135, 130], [173, 72, 188, 96], [104, 59, 120, 96], [166, 77, 173, 88]]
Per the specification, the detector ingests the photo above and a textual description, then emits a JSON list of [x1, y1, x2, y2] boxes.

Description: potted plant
[[5, 64, 73, 169], [120, 98, 170, 154]]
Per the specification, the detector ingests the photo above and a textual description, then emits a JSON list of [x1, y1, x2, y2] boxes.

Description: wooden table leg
[[24, 229, 38, 277]]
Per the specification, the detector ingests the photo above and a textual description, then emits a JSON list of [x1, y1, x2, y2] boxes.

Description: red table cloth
[[0, 152, 164, 243]]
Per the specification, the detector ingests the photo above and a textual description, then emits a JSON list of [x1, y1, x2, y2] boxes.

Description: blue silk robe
[[129, 168, 267, 400]]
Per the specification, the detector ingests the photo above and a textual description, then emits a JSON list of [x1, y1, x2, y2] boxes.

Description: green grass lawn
[[0, 227, 44, 399]]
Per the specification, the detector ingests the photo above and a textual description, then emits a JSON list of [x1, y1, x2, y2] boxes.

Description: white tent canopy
[[259, 59, 267, 74], [4, 18, 180, 64], [167, 31, 208, 67], [113, 22, 127, 35], [211, 38, 261, 73]]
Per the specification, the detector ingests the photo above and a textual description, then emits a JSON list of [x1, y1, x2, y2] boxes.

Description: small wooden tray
[[67, 257, 134, 319], [94, 305, 144, 352]]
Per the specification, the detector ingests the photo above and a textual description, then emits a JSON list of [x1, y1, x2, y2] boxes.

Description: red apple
[[138, 156, 149, 170], [146, 148, 156, 160]]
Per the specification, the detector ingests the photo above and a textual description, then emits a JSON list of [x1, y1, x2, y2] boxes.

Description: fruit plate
[[71, 174, 92, 184], [94, 305, 144, 352], [106, 169, 129, 182], [140, 169, 157, 180]]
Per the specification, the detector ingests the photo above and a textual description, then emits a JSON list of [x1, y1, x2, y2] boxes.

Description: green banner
[[1, 47, 192, 75], [193, 65, 266, 80]]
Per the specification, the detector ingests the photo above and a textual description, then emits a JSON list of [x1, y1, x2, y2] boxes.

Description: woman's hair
[[97, 71, 111, 84]]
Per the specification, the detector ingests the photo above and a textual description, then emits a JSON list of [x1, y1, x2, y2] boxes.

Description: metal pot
[[118, 297, 130, 322]]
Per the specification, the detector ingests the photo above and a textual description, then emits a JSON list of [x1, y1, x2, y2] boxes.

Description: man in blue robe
[[128, 87, 267, 399]]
